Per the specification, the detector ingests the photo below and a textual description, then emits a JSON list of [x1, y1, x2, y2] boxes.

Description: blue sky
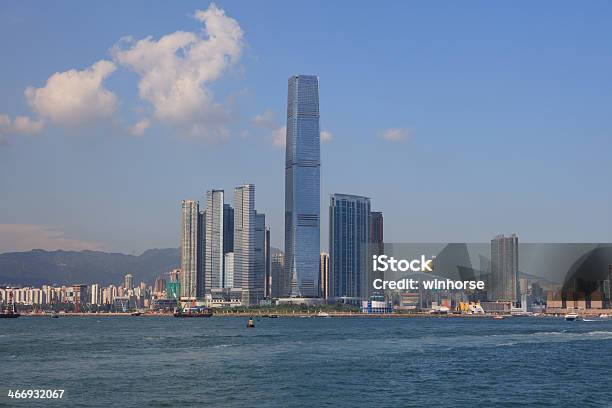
[[0, 1, 611, 253]]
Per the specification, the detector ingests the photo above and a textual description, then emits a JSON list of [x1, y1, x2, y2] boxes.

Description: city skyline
[[1, 2, 612, 255]]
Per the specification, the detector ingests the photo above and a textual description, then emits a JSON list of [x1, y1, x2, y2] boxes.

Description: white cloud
[[25, 60, 117, 126], [321, 130, 332, 143], [0, 114, 45, 136], [252, 108, 276, 129], [0, 224, 107, 253], [13, 116, 44, 135], [112, 3, 244, 141], [129, 118, 150, 136], [272, 126, 286, 147], [377, 127, 411, 142]]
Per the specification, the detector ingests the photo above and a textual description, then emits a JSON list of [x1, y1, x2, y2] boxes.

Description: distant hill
[[0, 246, 284, 287], [0, 248, 180, 287]]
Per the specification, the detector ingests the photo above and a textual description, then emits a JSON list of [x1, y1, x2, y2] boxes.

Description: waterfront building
[[254, 212, 267, 301], [271, 252, 286, 298], [319, 252, 329, 299], [284, 74, 321, 298], [124, 274, 133, 290], [264, 227, 271, 298], [91, 283, 101, 305], [234, 184, 262, 305], [180, 199, 202, 298], [329, 194, 371, 300], [205, 189, 226, 290], [489, 234, 519, 303]]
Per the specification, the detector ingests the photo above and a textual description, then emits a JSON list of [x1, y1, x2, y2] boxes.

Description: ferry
[[173, 306, 213, 318], [0, 292, 20, 319], [564, 313, 579, 321]]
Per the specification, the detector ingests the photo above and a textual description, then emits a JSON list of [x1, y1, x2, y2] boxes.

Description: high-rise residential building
[[180, 199, 202, 298], [124, 274, 133, 290], [329, 194, 371, 300], [271, 252, 286, 298], [264, 227, 271, 298], [319, 252, 329, 299], [489, 234, 519, 303], [254, 212, 267, 301], [234, 184, 263, 305], [224, 204, 234, 253], [205, 189, 226, 290], [284, 74, 321, 298], [91, 283, 101, 305]]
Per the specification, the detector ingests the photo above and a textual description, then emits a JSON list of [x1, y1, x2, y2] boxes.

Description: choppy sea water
[[1, 316, 612, 407]]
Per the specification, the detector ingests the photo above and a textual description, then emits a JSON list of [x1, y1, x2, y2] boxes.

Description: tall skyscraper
[[124, 274, 133, 290], [489, 234, 519, 303], [284, 74, 321, 298], [254, 212, 267, 302], [329, 194, 371, 299], [234, 184, 263, 305], [205, 189, 226, 290], [370, 211, 384, 286], [264, 227, 271, 298], [180, 199, 202, 298], [319, 252, 329, 299]]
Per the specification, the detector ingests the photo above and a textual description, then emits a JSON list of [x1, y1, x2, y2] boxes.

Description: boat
[[564, 313, 579, 321], [600, 314, 609, 319], [247, 317, 255, 328], [316, 312, 331, 318], [173, 306, 213, 318], [0, 291, 20, 319], [51, 312, 59, 318], [492, 315, 505, 320], [269, 314, 278, 318], [131, 311, 142, 316]]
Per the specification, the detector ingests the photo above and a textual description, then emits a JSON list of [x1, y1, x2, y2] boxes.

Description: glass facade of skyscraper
[[284, 75, 321, 298], [329, 194, 371, 299]]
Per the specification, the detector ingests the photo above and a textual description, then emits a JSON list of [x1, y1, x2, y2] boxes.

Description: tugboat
[[173, 306, 213, 318], [0, 291, 20, 318], [247, 317, 255, 328]]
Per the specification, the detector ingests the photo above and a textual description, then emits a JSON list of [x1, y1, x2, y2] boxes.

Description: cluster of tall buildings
[[177, 75, 384, 306], [179, 185, 270, 306]]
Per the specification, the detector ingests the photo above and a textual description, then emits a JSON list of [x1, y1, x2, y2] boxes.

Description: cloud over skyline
[[112, 3, 244, 141]]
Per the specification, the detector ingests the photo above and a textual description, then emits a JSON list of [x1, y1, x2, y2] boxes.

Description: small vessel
[[316, 312, 331, 318], [173, 306, 213, 318], [492, 315, 504, 320], [564, 313, 579, 321], [269, 314, 278, 318], [0, 291, 20, 319], [51, 312, 59, 318], [599, 314, 609, 319], [131, 311, 142, 316], [247, 317, 255, 328]]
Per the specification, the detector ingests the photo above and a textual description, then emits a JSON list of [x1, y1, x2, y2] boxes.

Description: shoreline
[[16, 312, 566, 318]]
